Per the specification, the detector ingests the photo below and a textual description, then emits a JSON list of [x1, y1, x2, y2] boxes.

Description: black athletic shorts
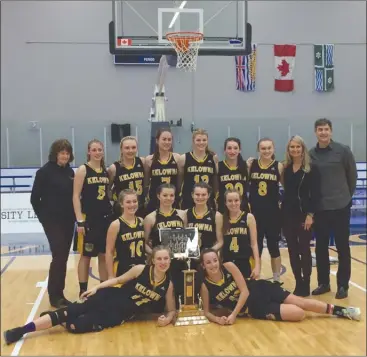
[[66, 287, 133, 333], [77, 213, 113, 257], [246, 280, 290, 321]]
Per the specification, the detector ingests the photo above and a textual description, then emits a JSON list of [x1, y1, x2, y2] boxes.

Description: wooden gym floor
[[1, 234, 366, 356]]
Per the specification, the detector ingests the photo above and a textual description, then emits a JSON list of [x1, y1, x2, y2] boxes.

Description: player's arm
[[173, 153, 183, 193], [143, 212, 155, 255], [212, 155, 220, 206], [278, 161, 284, 177], [176, 154, 186, 196], [212, 212, 224, 251], [223, 262, 249, 322], [81, 265, 145, 298], [177, 209, 188, 227], [200, 283, 225, 324], [157, 281, 177, 327], [73, 165, 87, 224], [105, 220, 119, 279], [107, 163, 117, 200], [247, 213, 261, 279], [143, 155, 153, 192]]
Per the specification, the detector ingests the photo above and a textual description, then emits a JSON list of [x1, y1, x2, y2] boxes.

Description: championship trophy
[[159, 227, 210, 327]]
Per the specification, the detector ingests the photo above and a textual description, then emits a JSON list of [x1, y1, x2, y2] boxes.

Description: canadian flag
[[117, 38, 132, 46], [274, 44, 296, 92]]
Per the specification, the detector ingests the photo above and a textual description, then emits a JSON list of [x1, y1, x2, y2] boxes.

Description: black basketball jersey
[[148, 153, 178, 204], [113, 158, 145, 207], [204, 267, 246, 312], [81, 164, 111, 216], [186, 208, 216, 249], [222, 211, 252, 263], [115, 217, 145, 270], [249, 159, 280, 212], [123, 265, 170, 312], [150, 209, 184, 248], [181, 152, 216, 208], [217, 160, 248, 213]]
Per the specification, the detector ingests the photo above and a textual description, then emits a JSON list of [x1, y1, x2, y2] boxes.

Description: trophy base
[[175, 309, 210, 327]]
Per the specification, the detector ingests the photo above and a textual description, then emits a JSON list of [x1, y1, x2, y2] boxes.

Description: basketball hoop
[[166, 32, 204, 72]]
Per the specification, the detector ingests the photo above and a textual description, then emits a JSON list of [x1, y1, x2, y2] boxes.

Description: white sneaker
[[342, 307, 361, 321]]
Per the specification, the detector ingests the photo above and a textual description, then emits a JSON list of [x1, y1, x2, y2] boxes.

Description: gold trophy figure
[[174, 258, 210, 327]]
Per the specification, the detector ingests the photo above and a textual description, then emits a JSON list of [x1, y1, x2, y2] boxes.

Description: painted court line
[[330, 270, 366, 293], [1, 256, 16, 276], [11, 276, 49, 357]]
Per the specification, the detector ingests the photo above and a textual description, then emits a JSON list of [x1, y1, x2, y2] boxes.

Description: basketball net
[[166, 32, 204, 72]]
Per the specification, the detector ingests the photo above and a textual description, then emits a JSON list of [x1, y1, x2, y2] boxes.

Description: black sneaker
[[335, 287, 348, 299], [50, 297, 71, 308], [4, 327, 24, 345], [312, 284, 331, 295]]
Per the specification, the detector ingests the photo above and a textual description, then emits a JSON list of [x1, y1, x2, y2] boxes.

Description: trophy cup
[[159, 227, 210, 326], [174, 257, 210, 327]]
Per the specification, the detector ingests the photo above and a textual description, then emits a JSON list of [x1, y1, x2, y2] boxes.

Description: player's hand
[[76, 226, 85, 235], [250, 264, 261, 280], [157, 315, 170, 327], [225, 314, 236, 325], [303, 215, 313, 231], [246, 157, 255, 166], [80, 287, 97, 299], [216, 316, 227, 325]]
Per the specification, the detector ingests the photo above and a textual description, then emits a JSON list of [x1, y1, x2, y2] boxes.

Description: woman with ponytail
[[217, 137, 249, 214], [73, 139, 113, 297], [178, 129, 218, 210], [144, 128, 181, 214], [107, 136, 145, 219], [105, 189, 146, 280]]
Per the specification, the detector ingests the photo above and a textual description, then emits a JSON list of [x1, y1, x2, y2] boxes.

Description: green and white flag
[[314, 44, 334, 92]]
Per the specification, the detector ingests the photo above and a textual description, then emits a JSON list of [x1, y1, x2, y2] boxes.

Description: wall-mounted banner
[[1, 193, 43, 234]]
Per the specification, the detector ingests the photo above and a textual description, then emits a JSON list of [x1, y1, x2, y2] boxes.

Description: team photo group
[[4, 117, 361, 345]]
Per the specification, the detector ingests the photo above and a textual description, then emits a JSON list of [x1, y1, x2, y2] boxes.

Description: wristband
[[77, 221, 85, 228]]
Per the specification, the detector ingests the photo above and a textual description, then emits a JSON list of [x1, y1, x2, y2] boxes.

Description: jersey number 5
[[97, 186, 106, 200], [129, 240, 143, 258]]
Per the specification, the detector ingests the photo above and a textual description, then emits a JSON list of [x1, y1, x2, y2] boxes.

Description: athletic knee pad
[[66, 316, 104, 334], [43, 308, 68, 326]]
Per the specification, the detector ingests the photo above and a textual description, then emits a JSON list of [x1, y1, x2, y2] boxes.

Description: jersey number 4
[[229, 237, 239, 253]]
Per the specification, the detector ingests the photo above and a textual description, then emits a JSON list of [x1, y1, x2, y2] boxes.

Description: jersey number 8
[[258, 181, 267, 196]]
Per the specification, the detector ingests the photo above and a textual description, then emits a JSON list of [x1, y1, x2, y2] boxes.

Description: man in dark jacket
[[309, 118, 357, 299], [31, 139, 76, 308]]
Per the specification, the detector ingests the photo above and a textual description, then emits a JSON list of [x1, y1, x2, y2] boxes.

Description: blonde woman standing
[[281, 136, 320, 297]]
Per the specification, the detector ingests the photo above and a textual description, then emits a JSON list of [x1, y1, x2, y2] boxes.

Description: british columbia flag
[[235, 44, 257, 92]]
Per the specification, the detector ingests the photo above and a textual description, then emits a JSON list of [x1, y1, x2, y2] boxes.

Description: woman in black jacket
[[281, 135, 320, 297], [31, 139, 76, 308]]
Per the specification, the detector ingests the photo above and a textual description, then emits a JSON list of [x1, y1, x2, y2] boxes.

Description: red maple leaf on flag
[[277, 59, 290, 77]]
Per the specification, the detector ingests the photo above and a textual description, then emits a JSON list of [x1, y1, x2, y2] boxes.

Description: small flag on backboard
[[117, 38, 132, 46]]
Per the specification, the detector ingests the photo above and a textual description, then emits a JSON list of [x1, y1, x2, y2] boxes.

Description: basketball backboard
[[109, 1, 252, 56]]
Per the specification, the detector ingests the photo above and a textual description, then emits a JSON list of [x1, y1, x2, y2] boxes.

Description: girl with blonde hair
[[281, 135, 321, 296]]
